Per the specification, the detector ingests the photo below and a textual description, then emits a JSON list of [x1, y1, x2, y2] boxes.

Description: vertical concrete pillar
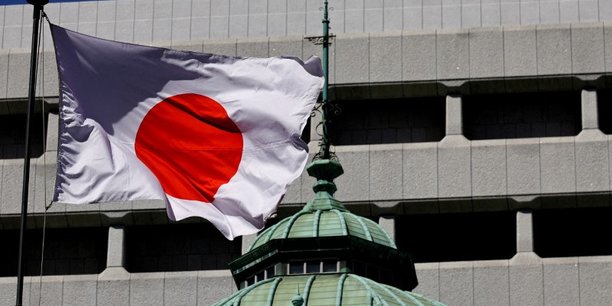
[[241, 234, 257, 255], [581, 89, 599, 130], [310, 106, 323, 145], [107, 225, 125, 268], [445, 95, 463, 136], [516, 210, 534, 253], [378, 215, 395, 242]]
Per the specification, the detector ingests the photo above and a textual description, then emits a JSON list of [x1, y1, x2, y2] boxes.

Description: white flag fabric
[[50, 24, 322, 240]]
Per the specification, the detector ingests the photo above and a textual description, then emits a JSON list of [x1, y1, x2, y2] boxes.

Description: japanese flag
[[50, 24, 322, 240]]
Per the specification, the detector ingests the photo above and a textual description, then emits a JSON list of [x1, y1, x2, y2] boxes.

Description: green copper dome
[[249, 208, 396, 251], [213, 273, 445, 306]]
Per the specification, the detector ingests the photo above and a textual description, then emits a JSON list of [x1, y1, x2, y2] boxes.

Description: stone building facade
[[0, 0, 612, 305]]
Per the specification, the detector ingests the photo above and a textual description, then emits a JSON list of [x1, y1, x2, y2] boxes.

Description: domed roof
[[213, 273, 445, 306], [249, 207, 396, 251]]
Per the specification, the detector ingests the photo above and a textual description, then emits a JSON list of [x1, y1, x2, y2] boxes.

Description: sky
[[0, 0, 98, 5]]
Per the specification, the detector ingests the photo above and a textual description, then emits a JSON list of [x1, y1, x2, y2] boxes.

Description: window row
[[328, 88, 612, 145]]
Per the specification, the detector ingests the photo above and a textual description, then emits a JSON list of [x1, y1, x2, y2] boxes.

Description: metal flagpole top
[[27, 0, 48, 5]]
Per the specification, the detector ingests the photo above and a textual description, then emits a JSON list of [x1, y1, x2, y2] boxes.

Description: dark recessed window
[[0, 227, 107, 277], [289, 262, 304, 274], [125, 223, 241, 273], [0, 112, 48, 159], [396, 211, 516, 263], [329, 97, 445, 145], [534, 208, 612, 258], [597, 89, 612, 134], [463, 91, 581, 140]]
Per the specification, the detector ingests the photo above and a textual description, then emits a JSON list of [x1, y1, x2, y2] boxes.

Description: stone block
[[116, 0, 135, 22], [445, 95, 462, 135], [579, 0, 600, 22], [7, 50, 30, 99], [191, 17, 210, 40], [471, 139, 507, 197], [473, 261, 509, 306], [413, 263, 440, 301], [248, 3, 268, 37], [506, 138, 540, 195], [62, 274, 98, 306], [129, 272, 164, 306], [203, 39, 237, 56], [369, 144, 403, 201], [582, 90, 599, 129], [164, 271, 198, 305], [363, 0, 382, 32], [171, 18, 191, 43], [536, 24, 572, 75], [542, 258, 579, 306], [344, 0, 364, 32], [210, 0, 230, 39], [369, 33, 401, 82], [402, 30, 437, 81], [236, 38, 269, 58], [560, 0, 579, 23], [197, 271, 236, 305], [3, 25, 21, 49], [305, 0, 322, 36], [481, 0, 500, 26], [439, 262, 474, 306], [269, 36, 302, 58], [403, 142, 438, 199], [503, 25, 537, 77], [436, 29, 469, 80], [438, 136, 471, 198], [520, 0, 539, 24], [500, 0, 520, 25], [334, 146, 370, 202], [469, 27, 504, 78], [97, 0, 116, 22], [1, 160, 24, 215], [578, 258, 612, 305], [27, 276, 63, 306], [134, 20, 153, 43], [107, 226, 125, 268], [516, 210, 533, 252], [286, 10, 306, 36], [281, 175, 302, 204], [229, 0, 248, 38], [509, 261, 544, 306], [97, 271, 130, 306], [422, 0, 442, 29], [383, 0, 403, 31], [442, 0, 461, 28], [403, 0, 423, 30], [602, 1, 612, 21], [575, 130, 608, 192], [267, 0, 288, 37], [0, 277, 15, 305], [334, 33, 369, 84], [539, 0, 560, 24], [461, 0, 481, 28], [77, 3, 98, 36], [571, 23, 605, 74], [540, 137, 576, 194], [0, 50, 8, 99], [97, 22, 116, 40]]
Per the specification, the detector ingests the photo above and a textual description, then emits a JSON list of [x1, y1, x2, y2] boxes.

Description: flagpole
[[16, 1, 47, 305], [320, 0, 331, 159]]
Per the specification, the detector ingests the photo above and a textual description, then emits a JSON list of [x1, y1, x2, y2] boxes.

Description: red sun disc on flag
[[134, 93, 243, 203]]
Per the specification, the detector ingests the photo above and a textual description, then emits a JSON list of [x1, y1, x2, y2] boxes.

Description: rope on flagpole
[[36, 11, 48, 306]]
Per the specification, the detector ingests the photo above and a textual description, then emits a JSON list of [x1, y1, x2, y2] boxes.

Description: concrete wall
[[0, 255, 610, 306], [1, 0, 612, 49]]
